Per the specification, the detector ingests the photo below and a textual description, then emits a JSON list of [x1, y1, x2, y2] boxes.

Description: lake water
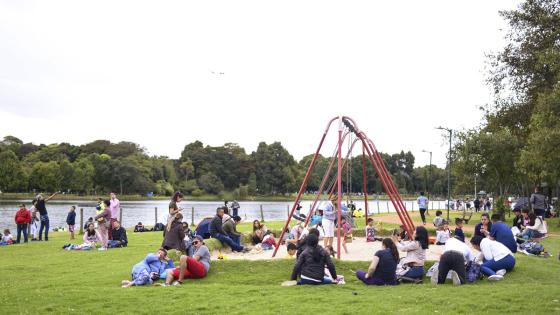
[[0, 199, 445, 231]]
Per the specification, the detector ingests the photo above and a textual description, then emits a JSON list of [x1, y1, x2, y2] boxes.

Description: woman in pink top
[[94, 200, 111, 251]]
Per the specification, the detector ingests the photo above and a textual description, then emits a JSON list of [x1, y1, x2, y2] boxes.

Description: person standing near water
[[108, 192, 120, 240], [417, 192, 428, 226], [34, 192, 60, 241]]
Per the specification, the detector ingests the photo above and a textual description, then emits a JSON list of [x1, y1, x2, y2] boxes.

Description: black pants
[[438, 251, 466, 284], [419, 209, 427, 223]]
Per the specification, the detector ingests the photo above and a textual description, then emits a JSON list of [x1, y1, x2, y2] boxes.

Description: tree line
[[0, 136, 450, 198], [452, 0, 560, 199]]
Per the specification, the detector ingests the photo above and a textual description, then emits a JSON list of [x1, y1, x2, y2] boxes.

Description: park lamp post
[[436, 126, 452, 221], [421, 150, 432, 201]]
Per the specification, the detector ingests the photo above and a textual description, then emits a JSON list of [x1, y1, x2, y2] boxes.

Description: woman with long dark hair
[[393, 226, 429, 280], [356, 238, 399, 285], [290, 233, 337, 285], [162, 213, 186, 253]]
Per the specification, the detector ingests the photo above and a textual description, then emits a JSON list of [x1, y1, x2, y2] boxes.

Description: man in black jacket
[[109, 220, 128, 247], [209, 207, 246, 252]]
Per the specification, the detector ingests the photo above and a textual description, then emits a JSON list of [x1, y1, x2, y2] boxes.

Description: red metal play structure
[[272, 116, 415, 259]]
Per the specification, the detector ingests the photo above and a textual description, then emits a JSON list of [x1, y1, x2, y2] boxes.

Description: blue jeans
[[298, 277, 333, 285], [522, 228, 544, 239], [481, 254, 515, 276], [230, 234, 241, 247], [214, 233, 243, 252], [17, 224, 28, 243], [404, 266, 424, 279], [39, 215, 49, 241]]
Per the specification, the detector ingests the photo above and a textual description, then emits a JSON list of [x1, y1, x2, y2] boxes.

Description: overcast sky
[[0, 0, 520, 168]]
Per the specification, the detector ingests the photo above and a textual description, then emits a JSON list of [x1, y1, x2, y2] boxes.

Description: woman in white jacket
[[470, 235, 515, 281], [521, 209, 547, 239]]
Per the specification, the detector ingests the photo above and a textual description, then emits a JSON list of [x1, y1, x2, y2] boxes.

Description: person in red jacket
[[15, 204, 31, 243]]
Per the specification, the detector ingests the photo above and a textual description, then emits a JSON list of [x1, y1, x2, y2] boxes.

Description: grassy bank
[[0, 228, 559, 314]]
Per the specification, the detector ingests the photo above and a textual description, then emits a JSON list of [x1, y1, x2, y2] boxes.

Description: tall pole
[[437, 127, 452, 221], [447, 130, 452, 221], [336, 117, 343, 260]]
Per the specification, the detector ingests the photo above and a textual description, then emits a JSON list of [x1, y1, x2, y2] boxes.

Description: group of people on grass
[[5, 191, 123, 250]]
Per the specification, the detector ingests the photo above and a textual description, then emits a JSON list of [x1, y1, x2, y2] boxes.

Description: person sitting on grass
[[365, 218, 382, 242], [454, 218, 465, 243], [285, 243, 297, 259], [435, 220, 451, 245], [210, 207, 247, 252], [182, 222, 195, 256], [290, 234, 338, 285], [162, 213, 186, 253], [433, 210, 444, 228], [251, 219, 268, 245], [108, 220, 128, 248], [122, 248, 174, 288], [431, 236, 475, 286], [63, 223, 98, 250], [393, 226, 429, 281], [356, 238, 399, 286], [223, 215, 242, 248], [84, 217, 94, 231], [512, 208, 524, 232], [470, 235, 515, 281], [474, 213, 492, 238], [164, 235, 211, 286], [487, 214, 517, 253], [520, 208, 547, 240], [1, 229, 14, 245]]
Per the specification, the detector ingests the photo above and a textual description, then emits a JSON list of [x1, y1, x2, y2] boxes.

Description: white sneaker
[[98, 247, 107, 251], [496, 269, 507, 276], [281, 280, 297, 287], [450, 271, 461, 285], [430, 266, 439, 285], [488, 275, 503, 281]]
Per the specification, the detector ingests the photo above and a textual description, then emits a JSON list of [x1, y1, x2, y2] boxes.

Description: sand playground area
[[211, 236, 444, 262]]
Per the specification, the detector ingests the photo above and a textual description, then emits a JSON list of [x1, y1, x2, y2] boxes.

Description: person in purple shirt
[[489, 214, 517, 253], [108, 192, 120, 240]]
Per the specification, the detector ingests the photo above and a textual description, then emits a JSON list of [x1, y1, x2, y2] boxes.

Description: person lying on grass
[[290, 233, 338, 285], [164, 235, 211, 286], [122, 248, 174, 288], [63, 223, 98, 250], [470, 235, 515, 281], [356, 238, 399, 286]]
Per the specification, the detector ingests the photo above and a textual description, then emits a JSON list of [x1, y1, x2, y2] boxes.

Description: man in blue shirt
[[489, 214, 517, 253]]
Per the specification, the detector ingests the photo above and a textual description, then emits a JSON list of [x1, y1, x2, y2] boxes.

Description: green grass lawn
[[1, 224, 559, 314]]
